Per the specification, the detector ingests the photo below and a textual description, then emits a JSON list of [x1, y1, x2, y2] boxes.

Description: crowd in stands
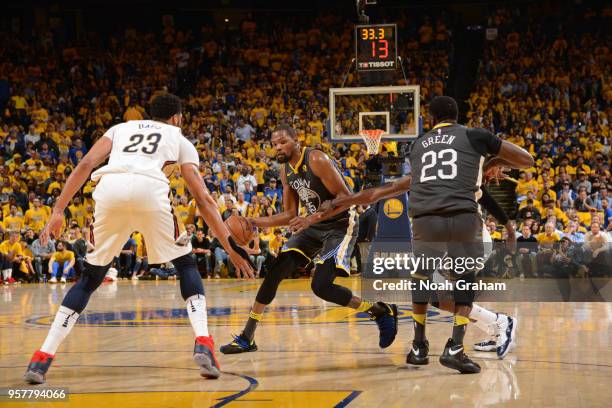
[[0, 10, 451, 283], [0, 4, 608, 284], [469, 4, 611, 278]]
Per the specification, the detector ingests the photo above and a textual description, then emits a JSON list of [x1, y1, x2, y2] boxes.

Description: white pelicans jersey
[[91, 120, 199, 183]]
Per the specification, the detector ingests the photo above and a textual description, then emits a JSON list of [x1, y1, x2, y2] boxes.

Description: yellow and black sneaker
[[220, 333, 258, 354]]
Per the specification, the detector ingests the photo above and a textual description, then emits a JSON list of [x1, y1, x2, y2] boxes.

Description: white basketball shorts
[[86, 173, 192, 266]]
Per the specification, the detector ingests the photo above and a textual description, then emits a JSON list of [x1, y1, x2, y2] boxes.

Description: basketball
[[225, 215, 254, 246]]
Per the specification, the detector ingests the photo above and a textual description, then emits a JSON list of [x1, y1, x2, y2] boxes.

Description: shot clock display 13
[[355, 23, 397, 71]]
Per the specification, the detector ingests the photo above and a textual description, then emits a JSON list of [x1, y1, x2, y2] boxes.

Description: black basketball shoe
[[406, 340, 429, 365], [439, 338, 481, 374], [220, 333, 258, 354]]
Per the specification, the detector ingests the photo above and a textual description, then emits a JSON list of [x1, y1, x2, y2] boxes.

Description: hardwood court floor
[[0, 278, 610, 407]]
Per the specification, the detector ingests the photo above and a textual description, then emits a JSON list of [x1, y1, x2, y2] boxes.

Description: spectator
[[235, 118, 256, 142], [237, 167, 257, 193], [516, 224, 538, 278], [209, 231, 226, 278], [24, 198, 49, 234], [235, 192, 248, 215], [48, 241, 75, 283], [31, 233, 56, 281], [583, 222, 609, 263], [3, 204, 25, 232], [0, 231, 24, 284], [268, 229, 286, 257], [132, 236, 148, 280], [118, 237, 136, 278], [149, 262, 177, 280], [244, 235, 266, 278], [68, 226, 88, 276], [191, 229, 212, 277], [264, 178, 282, 210]]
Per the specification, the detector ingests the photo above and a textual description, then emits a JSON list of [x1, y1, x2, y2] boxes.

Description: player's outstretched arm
[[40, 137, 113, 245], [248, 169, 299, 228], [181, 163, 255, 279], [486, 140, 534, 171], [318, 174, 412, 216]]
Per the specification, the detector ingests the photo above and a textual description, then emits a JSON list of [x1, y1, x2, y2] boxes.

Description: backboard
[[329, 85, 421, 143]]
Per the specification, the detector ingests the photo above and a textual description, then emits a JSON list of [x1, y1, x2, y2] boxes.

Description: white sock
[[469, 304, 498, 333], [186, 294, 209, 337], [40, 306, 80, 355], [2, 269, 9, 280]]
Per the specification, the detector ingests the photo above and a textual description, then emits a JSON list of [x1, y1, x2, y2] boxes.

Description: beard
[[276, 153, 289, 163]]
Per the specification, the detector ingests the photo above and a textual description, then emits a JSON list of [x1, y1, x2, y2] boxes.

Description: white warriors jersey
[[91, 120, 199, 183]]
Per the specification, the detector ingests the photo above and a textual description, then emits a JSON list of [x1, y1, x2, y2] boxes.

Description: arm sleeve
[[467, 128, 502, 156], [478, 186, 509, 225], [177, 135, 200, 166]]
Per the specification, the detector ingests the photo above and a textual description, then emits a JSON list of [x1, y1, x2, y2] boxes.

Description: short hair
[[272, 124, 297, 139], [429, 96, 458, 123], [149, 93, 182, 121]]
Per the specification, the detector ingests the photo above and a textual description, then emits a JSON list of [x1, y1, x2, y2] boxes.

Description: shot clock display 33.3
[[355, 24, 397, 71]]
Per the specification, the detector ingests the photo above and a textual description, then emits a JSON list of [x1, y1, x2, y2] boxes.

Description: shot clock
[[355, 24, 397, 71]]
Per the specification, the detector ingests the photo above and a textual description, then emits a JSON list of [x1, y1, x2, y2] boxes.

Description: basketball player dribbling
[[23, 93, 254, 384], [220, 125, 399, 354]]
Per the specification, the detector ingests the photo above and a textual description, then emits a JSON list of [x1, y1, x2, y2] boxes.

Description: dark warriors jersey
[[408, 123, 502, 218], [285, 147, 351, 226]]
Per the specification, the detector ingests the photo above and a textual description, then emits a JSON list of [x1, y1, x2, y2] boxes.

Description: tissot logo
[[359, 61, 395, 68]]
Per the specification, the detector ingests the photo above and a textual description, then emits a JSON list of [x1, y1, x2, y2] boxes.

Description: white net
[[360, 129, 385, 155]]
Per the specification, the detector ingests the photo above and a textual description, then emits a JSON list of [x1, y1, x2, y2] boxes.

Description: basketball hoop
[[360, 129, 385, 155]]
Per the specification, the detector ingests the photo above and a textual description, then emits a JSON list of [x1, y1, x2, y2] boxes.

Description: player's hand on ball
[[289, 216, 311, 233], [40, 210, 64, 246]]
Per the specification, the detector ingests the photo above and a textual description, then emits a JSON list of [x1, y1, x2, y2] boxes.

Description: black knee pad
[[310, 259, 353, 306], [310, 260, 334, 297], [453, 273, 475, 305], [255, 252, 302, 305]]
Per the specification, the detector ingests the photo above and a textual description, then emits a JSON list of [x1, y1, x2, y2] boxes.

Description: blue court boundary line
[[211, 372, 258, 408], [336, 390, 362, 407]]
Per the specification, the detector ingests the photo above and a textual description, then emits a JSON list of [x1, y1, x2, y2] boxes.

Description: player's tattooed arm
[[289, 150, 351, 232], [249, 166, 298, 228], [319, 174, 412, 215]]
